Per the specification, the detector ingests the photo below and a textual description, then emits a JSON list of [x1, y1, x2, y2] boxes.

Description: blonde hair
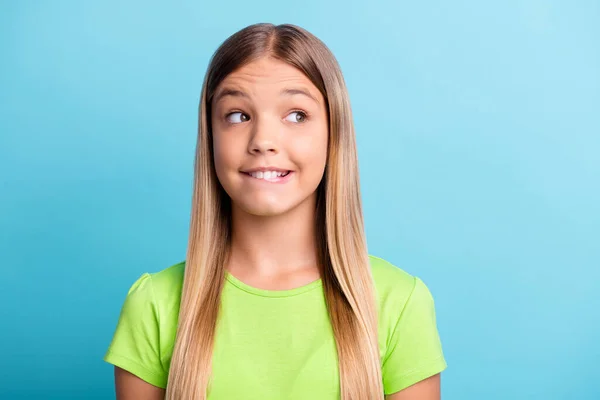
[[165, 23, 383, 400]]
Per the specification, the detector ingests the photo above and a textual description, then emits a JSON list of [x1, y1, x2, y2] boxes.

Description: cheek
[[291, 126, 328, 176], [212, 132, 241, 183]]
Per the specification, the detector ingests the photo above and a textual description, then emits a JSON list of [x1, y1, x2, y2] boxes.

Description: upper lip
[[241, 166, 292, 173]]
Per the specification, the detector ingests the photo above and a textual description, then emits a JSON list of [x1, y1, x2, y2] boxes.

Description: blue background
[[1, 1, 598, 399]]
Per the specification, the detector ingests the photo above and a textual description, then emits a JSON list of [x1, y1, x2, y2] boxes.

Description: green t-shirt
[[103, 255, 447, 398]]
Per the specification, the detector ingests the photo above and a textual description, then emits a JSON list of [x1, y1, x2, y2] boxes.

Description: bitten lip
[[240, 166, 292, 173]]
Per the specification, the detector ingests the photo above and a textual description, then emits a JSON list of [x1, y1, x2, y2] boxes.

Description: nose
[[247, 114, 279, 155]]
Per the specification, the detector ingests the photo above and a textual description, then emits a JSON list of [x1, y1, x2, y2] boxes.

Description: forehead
[[216, 57, 321, 97]]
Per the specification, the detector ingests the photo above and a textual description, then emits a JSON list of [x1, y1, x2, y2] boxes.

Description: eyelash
[[224, 109, 310, 124], [288, 109, 309, 121]]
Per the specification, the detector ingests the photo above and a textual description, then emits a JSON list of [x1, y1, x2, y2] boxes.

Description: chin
[[238, 201, 295, 217]]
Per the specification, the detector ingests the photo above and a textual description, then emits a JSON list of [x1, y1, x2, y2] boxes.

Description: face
[[211, 56, 329, 217]]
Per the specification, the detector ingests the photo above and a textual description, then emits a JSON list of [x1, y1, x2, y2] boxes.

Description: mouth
[[240, 170, 293, 183]]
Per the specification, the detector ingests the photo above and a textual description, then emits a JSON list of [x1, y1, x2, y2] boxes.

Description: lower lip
[[241, 171, 294, 184]]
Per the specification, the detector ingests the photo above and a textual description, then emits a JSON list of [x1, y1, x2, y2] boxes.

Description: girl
[[103, 23, 447, 400]]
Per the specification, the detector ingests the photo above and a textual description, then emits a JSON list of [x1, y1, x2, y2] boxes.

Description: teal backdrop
[[1, 1, 598, 399]]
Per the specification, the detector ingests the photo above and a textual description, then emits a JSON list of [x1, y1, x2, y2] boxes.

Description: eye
[[284, 111, 308, 123], [226, 112, 250, 124]]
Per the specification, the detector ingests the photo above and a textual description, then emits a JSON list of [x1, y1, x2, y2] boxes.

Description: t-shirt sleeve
[[103, 272, 168, 388], [381, 276, 447, 395]]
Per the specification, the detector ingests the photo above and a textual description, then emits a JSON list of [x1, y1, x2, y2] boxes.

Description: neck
[[227, 196, 319, 278]]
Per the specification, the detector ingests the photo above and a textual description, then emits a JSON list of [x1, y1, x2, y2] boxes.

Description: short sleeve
[[103, 272, 168, 388], [381, 277, 447, 395]]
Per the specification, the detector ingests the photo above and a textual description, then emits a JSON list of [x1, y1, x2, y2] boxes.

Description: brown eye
[[226, 112, 250, 124], [285, 111, 307, 123]]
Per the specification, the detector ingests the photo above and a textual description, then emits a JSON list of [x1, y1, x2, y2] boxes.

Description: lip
[[240, 170, 294, 184], [240, 166, 292, 173]]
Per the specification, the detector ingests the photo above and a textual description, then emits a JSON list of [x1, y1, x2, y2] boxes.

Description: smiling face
[[211, 56, 329, 217]]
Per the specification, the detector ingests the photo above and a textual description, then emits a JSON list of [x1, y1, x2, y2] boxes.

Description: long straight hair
[[165, 23, 383, 400]]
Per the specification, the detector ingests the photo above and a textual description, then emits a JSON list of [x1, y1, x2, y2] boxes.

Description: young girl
[[103, 23, 447, 400]]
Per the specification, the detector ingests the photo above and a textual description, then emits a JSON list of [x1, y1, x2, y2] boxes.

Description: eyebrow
[[280, 88, 320, 104], [213, 88, 249, 104], [213, 87, 320, 105]]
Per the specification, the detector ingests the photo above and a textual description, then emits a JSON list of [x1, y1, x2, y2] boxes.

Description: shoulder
[[145, 260, 185, 312], [369, 256, 447, 393], [147, 260, 185, 292], [368, 254, 417, 305], [368, 254, 439, 340], [115, 261, 185, 327], [103, 262, 185, 387]]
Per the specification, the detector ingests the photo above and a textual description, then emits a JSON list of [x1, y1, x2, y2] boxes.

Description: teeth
[[249, 170, 287, 180]]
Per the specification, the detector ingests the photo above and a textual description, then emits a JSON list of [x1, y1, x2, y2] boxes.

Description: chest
[[207, 286, 341, 399]]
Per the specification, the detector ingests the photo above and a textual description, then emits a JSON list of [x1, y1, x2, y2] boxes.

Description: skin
[[212, 56, 328, 288], [114, 367, 164, 399], [113, 368, 440, 399], [386, 374, 441, 400], [113, 56, 440, 399]]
